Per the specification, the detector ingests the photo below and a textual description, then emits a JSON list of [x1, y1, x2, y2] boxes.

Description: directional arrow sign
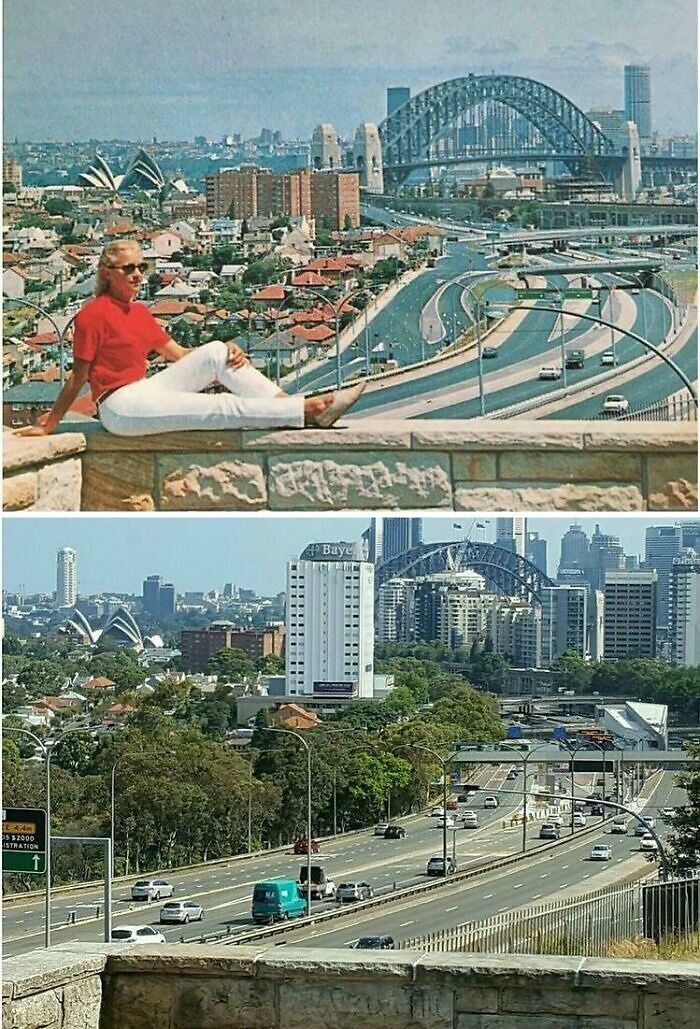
[[516, 289, 547, 300], [2, 806, 47, 875], [563, 289, 593, 299]]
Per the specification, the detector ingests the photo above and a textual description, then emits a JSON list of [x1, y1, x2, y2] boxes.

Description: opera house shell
[[63, 607, 163, 652], [77, 149, 176, 193]]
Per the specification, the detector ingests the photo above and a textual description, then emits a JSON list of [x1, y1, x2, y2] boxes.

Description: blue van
[[252, 880, 306, 925]]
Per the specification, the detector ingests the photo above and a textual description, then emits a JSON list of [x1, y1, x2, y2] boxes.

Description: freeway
[[267, 772, 685, 949]]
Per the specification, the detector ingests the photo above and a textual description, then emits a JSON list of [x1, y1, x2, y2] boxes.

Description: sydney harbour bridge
[[375, 540, 555, 605], [372, 74, 695, 190]]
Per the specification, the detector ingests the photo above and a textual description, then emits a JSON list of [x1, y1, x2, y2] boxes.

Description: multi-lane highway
[[3, 764, 683, 958]]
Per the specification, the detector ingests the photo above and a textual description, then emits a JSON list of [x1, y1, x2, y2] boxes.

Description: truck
[[298, 864, 336, 900], [565, 349, 585, 369]]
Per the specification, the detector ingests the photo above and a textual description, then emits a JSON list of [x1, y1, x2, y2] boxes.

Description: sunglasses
[[109, 261, 148, 275]]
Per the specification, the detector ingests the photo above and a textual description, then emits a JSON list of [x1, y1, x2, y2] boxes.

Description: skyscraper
[[383, 518, 423, 563], [361, 518, 383, 564], [56, 547, 77, 608], [286, 542, 374, 698], [624, 65, 652, 140], [526, 531, 548, 576], [644, 525, 682, 630], [603, 570, 657, 660], [496, 517, 526, 557], [558, 523, 589, 575], [159, 583, 176, 617], [387, 87, 410, 117], [143, 575, 162, 616], [669, 552, 700, 666], [679, 521, 700, 553], [540, 586, 587, 666], [588, 525, 625, 592]]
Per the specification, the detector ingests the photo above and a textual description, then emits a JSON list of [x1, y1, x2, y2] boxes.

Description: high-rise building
[[286, 542, 374, 697], [376, 578, 411, 642], [159, 583, 176, 617], [496, 517, 526, 557], [181, 623, 285, 673], [387, 87, 411, 117], [309, 170, 360, 230], [644, 525, 682, 630], [558, 523, 589, 575], [256, 167, 312, 219], [624, 65, 652, 140], [361, 518, 383, 564], [205, 166, 258, 219], [669, 552, 700, 666], [383, 518, 423, 563], [541, 586, 587, 666], [142, 575, 163, 616], [603, 569, 658, 660], [679, 521, 700, 553], [3, 158, 22, 191], [526, 531, 548, 576], [56, 547, 77, 608], [588, 525, 625, 592]]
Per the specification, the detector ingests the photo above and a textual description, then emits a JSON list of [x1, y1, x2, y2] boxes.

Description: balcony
[[4, 418, 697, 512]]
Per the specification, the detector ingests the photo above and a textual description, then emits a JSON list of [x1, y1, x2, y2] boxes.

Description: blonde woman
[[16, 240, 364, 437]]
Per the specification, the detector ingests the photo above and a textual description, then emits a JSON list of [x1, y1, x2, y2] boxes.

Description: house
[[102, 702, 137, 724], [2, 380, 93, 428], [2, 266, 27, 299], [82, 676, 117, 692], [270, 702, 322, 730], [219, 264, 246, 285], [371, 231, 408, 262], [251, 284, 286, 306], [153, 279, 200, 300], [149, 230, 186, 258]]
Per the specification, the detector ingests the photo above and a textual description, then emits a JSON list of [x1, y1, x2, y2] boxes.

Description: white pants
[[98, 340, 304, 436]]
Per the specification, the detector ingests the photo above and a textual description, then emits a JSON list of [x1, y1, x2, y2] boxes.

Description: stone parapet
[[3, 431, 85, 511], [4, 420, 697, 512], [4, 944, 700, 1029]]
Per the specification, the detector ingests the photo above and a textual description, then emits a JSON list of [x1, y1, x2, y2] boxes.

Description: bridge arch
[[379, 74, 618, 180], [375, 540, 554, 604]]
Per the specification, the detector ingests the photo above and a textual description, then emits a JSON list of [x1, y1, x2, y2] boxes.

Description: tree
[[257, 653, 284, 675], [667, 743, 700, 872], [207, 646, 255, 683], [44, 196, 74, 217]]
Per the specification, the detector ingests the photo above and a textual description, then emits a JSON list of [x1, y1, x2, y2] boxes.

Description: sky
[[3, 0, 697, 141], [2, 515, 694, 597]]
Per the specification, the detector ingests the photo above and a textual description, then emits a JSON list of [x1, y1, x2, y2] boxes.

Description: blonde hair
[[95, 240, 143, 296]]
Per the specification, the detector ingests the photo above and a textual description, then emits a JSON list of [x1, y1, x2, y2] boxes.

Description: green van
[[252, 880, 306, 925]]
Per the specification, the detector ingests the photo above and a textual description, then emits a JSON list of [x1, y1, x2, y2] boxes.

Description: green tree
[[257, 653, 284, 675], [207, 646, 255, 682], [667, 743, 700, 872]]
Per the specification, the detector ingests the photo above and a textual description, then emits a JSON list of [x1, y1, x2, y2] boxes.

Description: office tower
[[624, 65, 651, 139], [645, 525, 682, 629], [310, 123, 342, 170], [589, 590, 605, 662], [159, 583, 176, 617], [387, 87, 411, 117], [541, 586, 587, 666], [526, 531, 548, 576], [383, 518, 423, 563], [603, 570, 658, 659], [588, 524, 625, 592], [142, 575, 163, 616], [669, 552, 700, 665], [679, 521, 700, 554], [56, 547, 77, 608], [361, 518, 383, 564], [558, 523, 589, 574], [511, 606, 542, 668], [354, 123, 384, 193], [496, 517, 526, 556], [286, 542, 374, 697]]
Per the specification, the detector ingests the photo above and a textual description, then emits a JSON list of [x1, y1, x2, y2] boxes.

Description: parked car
[[635, 818, 656, 836], [660, 808, 676, 819], [252, 880, 306, 924], [590, 844, 613, 862], [350, 935, 395, 949], [130, 879, 174, 902], [611, 818, 628, 834], [539, 365, 562, 380], [336, 881, 373, 903], [374, 823, 390, 836], [461, 811, 479, 828], [426, 856, 457, 876], [111, 925, 166, 944], [159, 900, 204, 924], [602, 394, 629, 414], [600, 350, 618, 366], [639, 833, 659, 853], [484, 796, 499, 809], [384, 824, 406, 839], [293, 838, 320, 854], [539, 823, 560, 840]]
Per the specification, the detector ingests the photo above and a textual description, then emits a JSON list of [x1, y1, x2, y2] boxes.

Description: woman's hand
[[13, 413, 56, 437], [226, 342, 248, 369]]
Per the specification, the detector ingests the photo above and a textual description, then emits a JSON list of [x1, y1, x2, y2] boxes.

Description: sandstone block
[[410, 422, 585, 452], [85, 429, 244, 453], [61, 975, 102, 1029], [158, 455, 266, 510], [173, 976, 276, 1028], [3, 472, 38, 511], [645, 455, 698, 511], [497, 451, 640, 483], [451, 453, 498, 481], [242, 424, 412, 450], [3, 989, 62, 1029], [101, 973, 173, 1029], [269, 452, 452, 509], [2, 432, 85, 473], [455, 483, 644, 511], [456, 1016, 635, 1029], [81, 453, 154, 511], [642, 989, 700, 1028], [34, 459, 82, 511], [278, 981, 452, 1029], [499, 984, 637, 1018]]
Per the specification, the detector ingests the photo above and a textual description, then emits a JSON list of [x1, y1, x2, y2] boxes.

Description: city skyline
[[4, 0, 697, 141], [3, 515, 693, 597]]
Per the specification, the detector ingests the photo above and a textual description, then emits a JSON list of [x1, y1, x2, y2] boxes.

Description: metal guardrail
[[609, 394, 697, 422]]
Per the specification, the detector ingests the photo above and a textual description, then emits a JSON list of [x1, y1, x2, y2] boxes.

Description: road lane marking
[[483, 894, 493, 899], [399, 920, 414, 927], [559, 883, 568, 888], [539, 873, 548, 878], [445, 906, 458, 912], [513, 884, 523, 889]]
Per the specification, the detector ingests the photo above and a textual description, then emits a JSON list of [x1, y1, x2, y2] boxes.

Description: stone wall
[[4, 944, 700, 1029], [3, 420, 696, 512], [3, 432, 85, 511]]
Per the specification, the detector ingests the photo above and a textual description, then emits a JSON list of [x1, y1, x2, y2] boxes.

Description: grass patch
[[661, 268, 697, 305], [605, 933, 700, 961]]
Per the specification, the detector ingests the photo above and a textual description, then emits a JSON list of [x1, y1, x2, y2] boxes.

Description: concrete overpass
[[450, 746, 690, 768], [493, 224, 696, 247]]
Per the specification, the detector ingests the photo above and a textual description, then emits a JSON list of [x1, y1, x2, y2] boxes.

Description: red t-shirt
[[72, 294, 170, 400]]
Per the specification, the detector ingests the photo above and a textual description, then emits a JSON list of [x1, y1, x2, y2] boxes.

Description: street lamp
[[557, 738, 610, 830], [395, 742, 452, 875], [494, 741, 557, 854]]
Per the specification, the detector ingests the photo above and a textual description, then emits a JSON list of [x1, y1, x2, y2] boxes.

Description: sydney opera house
[[62, 607, 163, 652], [77, 148, 189, 195]]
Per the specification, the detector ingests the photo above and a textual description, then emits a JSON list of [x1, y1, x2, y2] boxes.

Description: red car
[[293, 838, 320, 855]]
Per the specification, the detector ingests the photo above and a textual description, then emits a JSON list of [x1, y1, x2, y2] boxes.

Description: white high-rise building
[[603, 569, 657, 659], [669, 552, 700, 666], [56, 547, 77, 608], [377, 578, 411, 642], [541, 586, 587, 666], [286, 542, 374, 698], [496, 517, 526, 556]]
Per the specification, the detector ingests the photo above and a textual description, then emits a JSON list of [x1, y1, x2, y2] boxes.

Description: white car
[[571, 812, 587, 829], [639, 833, 659, 852], [600, 350, 618, 366], [430, 806, 445, 818], [461, 811, 479, 828], [549, 813, 564, 828], [374, 823, 390, 836], [602, 394, 629, 414], [611, 818, 628, 834], [635, 817, 656, 836], [111, 925, 166, 944], [539, 366, 562, 380], [130, 878, 174, 901], [159, 900, 204, 924], [437, 816, 455, 829], [590, 844, 613, 861], [336, 881, 373, 902], [484, 796, 499, 809]]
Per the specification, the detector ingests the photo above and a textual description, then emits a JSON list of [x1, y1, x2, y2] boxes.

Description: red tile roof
[[290, 324, 335, 343], [251, 284, 286, 302], [291, 270, 333, 287]]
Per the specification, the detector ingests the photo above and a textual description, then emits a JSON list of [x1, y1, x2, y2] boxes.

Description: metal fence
[[399, 873, 700, 957], [597, 394, 696, 422]]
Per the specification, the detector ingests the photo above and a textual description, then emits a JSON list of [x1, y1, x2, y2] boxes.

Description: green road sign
[[516, 289, 547, 300], [2, 806, 47, 875], [563, 289, 593, 299]]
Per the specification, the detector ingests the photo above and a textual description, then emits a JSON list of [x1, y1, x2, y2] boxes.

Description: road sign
[[516, 289, 547, 299], [2, 806, 47, 874], [563, 289, 593, 299]]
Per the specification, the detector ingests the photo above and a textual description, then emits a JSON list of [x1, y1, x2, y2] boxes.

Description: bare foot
[[303, 394, 334, 420]]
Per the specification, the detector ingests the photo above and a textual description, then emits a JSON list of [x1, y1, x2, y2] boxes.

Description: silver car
[[159, 900, 204, 924], [130, 878, 174, 901], [336, 881, 373, 902]]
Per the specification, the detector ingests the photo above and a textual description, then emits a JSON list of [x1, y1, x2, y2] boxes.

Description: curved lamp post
[[493, 741, 559, 853], [395, 742, 452, 875]]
